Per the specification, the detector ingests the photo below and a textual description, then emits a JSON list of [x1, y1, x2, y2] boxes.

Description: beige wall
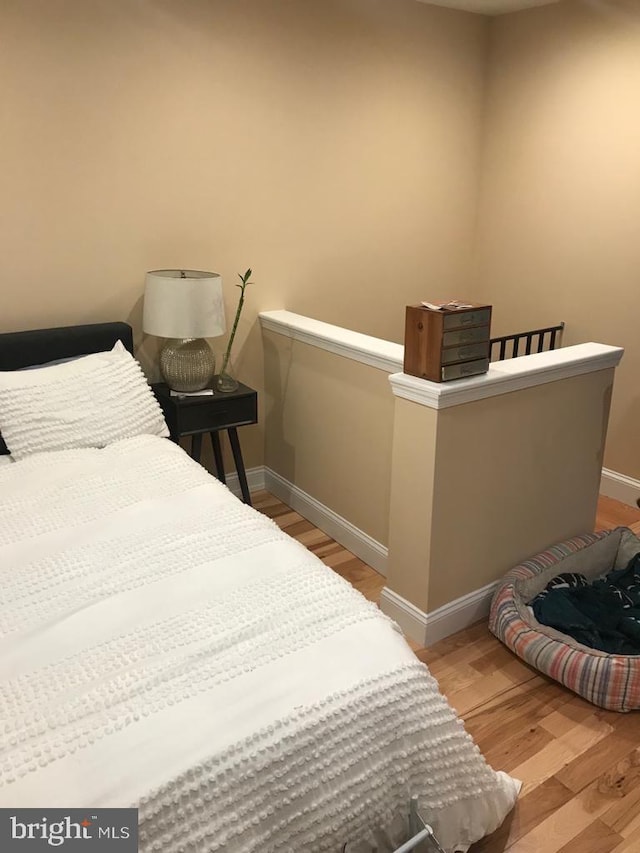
[[474, 0, 640, 478], [387, 398, 438, 607], [263, 331, 394, 545], [387, 367, 615, 613], [1, 0, 488, 470], [7, 0, 634, 510]]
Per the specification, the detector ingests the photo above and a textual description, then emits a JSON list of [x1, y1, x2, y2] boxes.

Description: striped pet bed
[[489, 527, 640, 712]]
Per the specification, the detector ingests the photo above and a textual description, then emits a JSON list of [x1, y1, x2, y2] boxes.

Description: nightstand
[[152, 381, 258, 505]]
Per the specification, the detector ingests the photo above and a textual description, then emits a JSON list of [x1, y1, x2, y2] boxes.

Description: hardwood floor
[[253, 490, 640, 853]]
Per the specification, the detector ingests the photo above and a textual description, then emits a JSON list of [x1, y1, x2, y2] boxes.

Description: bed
[[0, 322, 519, 852]]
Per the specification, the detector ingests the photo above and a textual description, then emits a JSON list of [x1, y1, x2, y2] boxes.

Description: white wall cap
[[389, 342, 624, 409], [258, 311, 623, 409], [259, 310, 403, 373]]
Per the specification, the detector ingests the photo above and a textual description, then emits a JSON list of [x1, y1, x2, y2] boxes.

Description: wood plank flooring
[[253, 490, 640, 853]]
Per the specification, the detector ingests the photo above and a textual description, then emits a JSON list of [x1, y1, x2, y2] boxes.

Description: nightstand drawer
[[177, 394, 257, 435], [152, 381, 258, 442]]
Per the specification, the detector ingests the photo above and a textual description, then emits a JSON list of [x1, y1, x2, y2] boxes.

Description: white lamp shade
[[143, 269, 226, 339]]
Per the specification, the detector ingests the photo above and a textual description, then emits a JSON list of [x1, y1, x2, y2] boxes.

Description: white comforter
[[0, 435, 518, 852]]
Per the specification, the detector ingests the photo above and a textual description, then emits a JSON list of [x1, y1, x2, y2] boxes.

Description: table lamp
[[143, 269, 226, 393]]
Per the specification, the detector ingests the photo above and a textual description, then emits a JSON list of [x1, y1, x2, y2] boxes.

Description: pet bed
[[489, 527, 640, 712]]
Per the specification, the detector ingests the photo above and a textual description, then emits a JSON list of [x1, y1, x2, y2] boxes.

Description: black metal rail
[[490, 322, 565, 362]]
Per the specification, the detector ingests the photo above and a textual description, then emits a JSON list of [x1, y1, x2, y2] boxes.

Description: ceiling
[[417, 0, 561, 14]]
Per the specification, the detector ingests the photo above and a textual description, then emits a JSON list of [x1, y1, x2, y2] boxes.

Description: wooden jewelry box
[[404, 302, 492, 382]]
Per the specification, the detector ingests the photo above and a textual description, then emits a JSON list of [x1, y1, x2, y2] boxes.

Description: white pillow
[[0, 341, 168, 459]]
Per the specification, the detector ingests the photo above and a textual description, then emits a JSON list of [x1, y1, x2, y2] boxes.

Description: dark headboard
[[0, 321, 134, 455]]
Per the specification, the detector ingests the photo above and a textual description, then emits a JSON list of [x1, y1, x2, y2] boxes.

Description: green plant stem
[[220, 269, 251, 375]]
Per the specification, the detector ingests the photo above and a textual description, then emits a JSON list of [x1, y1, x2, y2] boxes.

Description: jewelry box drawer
[[443, 308, 491, 331], [441, 358, 490, 381], [442, 326, 490, 347], [441, 341, 490, 365]]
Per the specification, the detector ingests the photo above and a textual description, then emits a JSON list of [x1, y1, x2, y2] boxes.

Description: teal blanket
[[531, 553, 640, 654]]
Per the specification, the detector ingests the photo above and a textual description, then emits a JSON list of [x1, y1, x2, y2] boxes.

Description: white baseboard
[[378, 588, 430, 646], [225, 466, 266, 500], [379, 581, 499, 647], [600, 468, 640, 509], [423, 580, 499, 645], [264, 468, 388, 576]]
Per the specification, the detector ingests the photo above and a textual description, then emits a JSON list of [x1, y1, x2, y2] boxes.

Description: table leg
[[210, 431, 226, 484], [228, 427, 251, 505], [191, 432, 203, 462]]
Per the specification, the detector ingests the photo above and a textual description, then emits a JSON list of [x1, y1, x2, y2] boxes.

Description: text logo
[[1, 809, 138, 851]]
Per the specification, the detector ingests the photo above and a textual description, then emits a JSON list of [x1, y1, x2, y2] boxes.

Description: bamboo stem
[[220, 269, 252, 375]]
